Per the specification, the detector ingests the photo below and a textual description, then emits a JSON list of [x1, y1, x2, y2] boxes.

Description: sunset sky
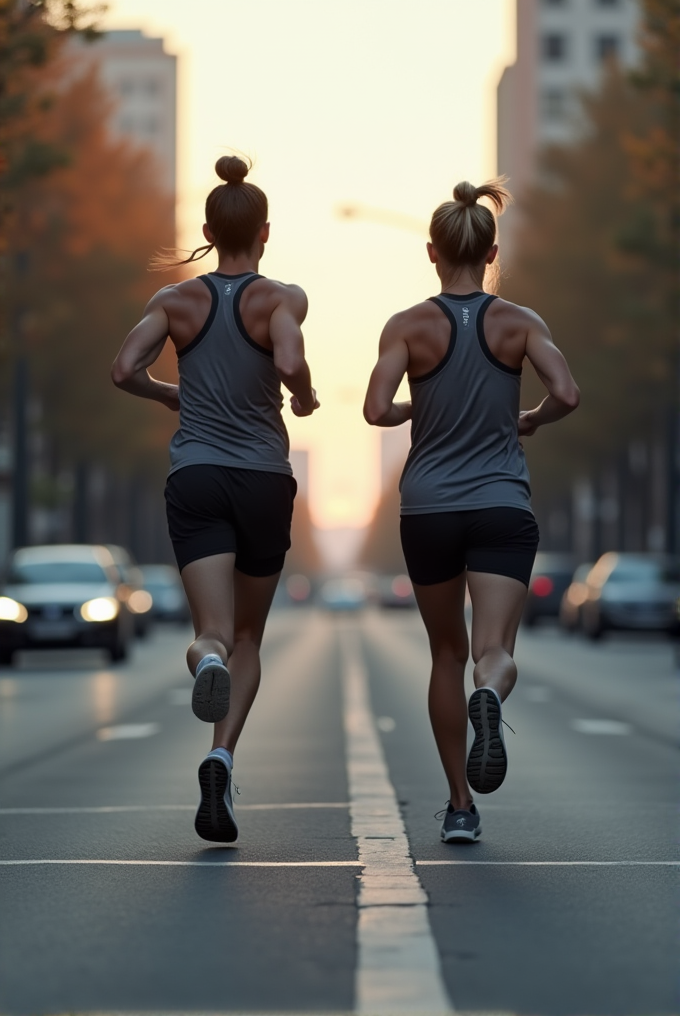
[[103, 0, 515, 529]]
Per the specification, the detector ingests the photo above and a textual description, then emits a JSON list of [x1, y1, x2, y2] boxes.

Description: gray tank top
[[400, 292, 532, 515], [168, 272, 292, 477]]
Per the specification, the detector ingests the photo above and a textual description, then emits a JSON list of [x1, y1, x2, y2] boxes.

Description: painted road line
[[97, 724, 160, 741], [416, 860, 680, 867], [571, 719, 632, 735], [0, 860, 361, 867], [0, 803, 350, 815], [340, 626, 452, 1015]]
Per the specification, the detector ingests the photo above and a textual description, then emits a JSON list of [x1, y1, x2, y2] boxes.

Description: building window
[[595, 34, 620, 61], [542, 33, 568, 61], [542, 87, 567, 120]]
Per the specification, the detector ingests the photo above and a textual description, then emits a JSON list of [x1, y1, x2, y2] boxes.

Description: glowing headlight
[[0, 597, 28, 623], [80, 597, 119, 623], [127, 590, 153, 614]]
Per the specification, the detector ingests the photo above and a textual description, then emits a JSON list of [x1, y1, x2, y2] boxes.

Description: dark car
[[377, 574, 417, 609], [580, 552, 680, 640], [138, 565, 190, 623], [0, 544, 134, 665], [523, 553, 575, 627], [559, 562, 594, 633]]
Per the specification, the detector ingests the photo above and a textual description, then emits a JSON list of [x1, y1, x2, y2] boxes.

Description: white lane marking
[[340, 628, 452, 1015], [0, 803, 349, 815], [0, 859, 360, 867], [375, 715, 396, 732], [416, 860, 679, 867], [168, 688, 192, 705], [97, 723, 160, 741], [571, 719, 632, 735]]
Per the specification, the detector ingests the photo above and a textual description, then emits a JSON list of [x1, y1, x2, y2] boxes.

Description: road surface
[[0, 608, 677, 1014]]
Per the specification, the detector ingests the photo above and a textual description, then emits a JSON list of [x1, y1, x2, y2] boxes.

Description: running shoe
[[192, 656, 231, 723], [466, 687, 508, 794], [195, 750, 238, 842], [436, 802, 482, 843]]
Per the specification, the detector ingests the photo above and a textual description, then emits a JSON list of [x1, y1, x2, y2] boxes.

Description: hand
[[518, 410, 538, 437], [161, 384, 180, 412], [290, 389, 320, 417]]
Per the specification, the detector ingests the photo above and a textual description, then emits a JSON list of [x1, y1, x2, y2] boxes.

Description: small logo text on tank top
[[224, 283, 233, 296], [462, 307, 470, 327]]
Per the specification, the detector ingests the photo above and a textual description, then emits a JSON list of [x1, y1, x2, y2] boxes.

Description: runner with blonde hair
[[364, 177, 579, 843]]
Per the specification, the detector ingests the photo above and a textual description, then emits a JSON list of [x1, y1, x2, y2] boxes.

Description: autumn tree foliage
[[503, 0, 679, 517], [1, 3, 180, 535]]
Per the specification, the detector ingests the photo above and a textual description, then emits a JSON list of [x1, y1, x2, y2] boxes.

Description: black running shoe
[[192, 659, 231, 723], [195, 751, 238, 842], [466, 687, 508, 794], [436, 802, 482, 843]]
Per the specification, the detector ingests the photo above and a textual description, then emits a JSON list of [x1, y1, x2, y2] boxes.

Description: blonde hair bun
[[215, 155, 249, 185]]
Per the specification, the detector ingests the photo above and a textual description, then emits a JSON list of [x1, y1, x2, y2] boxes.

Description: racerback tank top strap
[[168, 271, 292, 477], [400, 290, 532, 516]]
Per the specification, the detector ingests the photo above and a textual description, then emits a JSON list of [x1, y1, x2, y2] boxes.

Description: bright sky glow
[[103, 0, 515, 528]]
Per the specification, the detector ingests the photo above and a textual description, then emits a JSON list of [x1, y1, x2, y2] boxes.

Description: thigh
[[467, 570, 527, 662], [400, 513, 467, 586], [413, 571, 469, 658], [180, 552, 235, 642], [233, 569, 281, 645], [230, 471, 297, 576]]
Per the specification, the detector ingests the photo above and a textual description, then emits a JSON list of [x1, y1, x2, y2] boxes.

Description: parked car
[[0, 544, 134, 665], [139, 565, 190, 623], [523, 553, 575, 627], [319, 577, 367, 612], [559, 562, 594, 633], [580, 552, 680, 640], [106, 545, 153, 637], [377, 574, 417, 609]]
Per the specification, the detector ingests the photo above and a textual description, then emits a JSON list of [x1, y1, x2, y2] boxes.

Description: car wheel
[[109, 636, 129, 663]]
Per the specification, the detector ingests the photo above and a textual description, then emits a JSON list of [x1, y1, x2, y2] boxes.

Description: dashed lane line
[[340, 625, 452, 1015]]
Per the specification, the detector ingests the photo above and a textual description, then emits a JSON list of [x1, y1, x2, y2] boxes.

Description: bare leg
[[180, 553, 236, 675], [212, 569, 280, 753], [466, 571, 528, 700], [413, 572, 471, 811]]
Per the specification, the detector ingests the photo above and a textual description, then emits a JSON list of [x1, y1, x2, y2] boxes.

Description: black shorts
[[400, 507, 539, 587], [165, 465, 297, 575]]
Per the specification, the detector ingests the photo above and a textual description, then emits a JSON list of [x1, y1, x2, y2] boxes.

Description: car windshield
[[608, 560, 680, 584], [8, 561, 109, 585]]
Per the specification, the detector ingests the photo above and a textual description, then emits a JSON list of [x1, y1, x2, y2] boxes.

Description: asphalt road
[[0, 608, 677, 1015]]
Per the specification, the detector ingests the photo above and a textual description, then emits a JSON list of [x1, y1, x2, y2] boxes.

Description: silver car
[[580, 552, 680, 640], [0, 544, 134, 665]]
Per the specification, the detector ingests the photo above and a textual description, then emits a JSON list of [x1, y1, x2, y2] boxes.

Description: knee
[[432, 638, 469, 669], [233, 626, 263, 652]]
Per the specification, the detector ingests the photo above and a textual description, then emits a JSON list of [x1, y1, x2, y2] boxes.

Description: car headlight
[[80, 597, 119, 623], [127, 590, 153, 614], [0, 597, 28, 623]]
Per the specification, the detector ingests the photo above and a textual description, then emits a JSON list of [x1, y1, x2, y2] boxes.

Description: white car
[[0, 544, 134, 665]]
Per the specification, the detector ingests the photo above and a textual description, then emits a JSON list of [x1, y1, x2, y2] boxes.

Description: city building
[[497, 0, 640, 253], [74, 30, 177, 198]]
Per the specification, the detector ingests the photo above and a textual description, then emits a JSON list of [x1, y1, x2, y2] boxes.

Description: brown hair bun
[[452, 181, 478, 207], [215, 155, 249, 185]]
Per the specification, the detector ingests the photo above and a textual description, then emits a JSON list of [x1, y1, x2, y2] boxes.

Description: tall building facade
[[497, 0, 640, 252], [75, 30, 177, 198]]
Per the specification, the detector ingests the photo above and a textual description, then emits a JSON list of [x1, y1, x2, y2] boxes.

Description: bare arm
[[363, 315, 411, 427], [519, 310, 580, 436], [269, 285, 319, 417], [111, 290, 179, 411]]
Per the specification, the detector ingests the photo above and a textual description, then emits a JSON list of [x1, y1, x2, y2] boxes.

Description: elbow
[[111, 360, 132, 388], [363, 400, 386, 427], [562, 383, 580, 411]]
